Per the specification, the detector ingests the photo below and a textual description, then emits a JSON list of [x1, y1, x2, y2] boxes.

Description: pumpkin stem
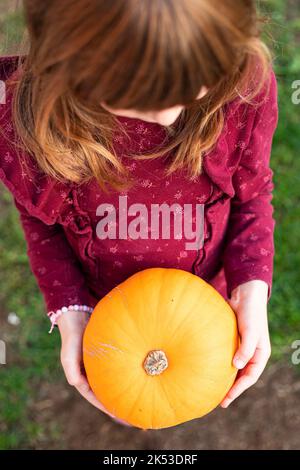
[[143, 350, 168, 376]]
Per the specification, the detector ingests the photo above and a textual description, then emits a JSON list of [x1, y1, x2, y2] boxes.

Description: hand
[[57, 309, 130, 425], [220, 280, 271, 408]]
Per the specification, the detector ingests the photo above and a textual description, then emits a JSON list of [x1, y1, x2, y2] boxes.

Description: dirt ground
[[32, 362, 300, 450]]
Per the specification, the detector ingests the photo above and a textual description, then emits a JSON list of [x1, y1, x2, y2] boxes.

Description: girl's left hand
[[220, 280, 271, 408]]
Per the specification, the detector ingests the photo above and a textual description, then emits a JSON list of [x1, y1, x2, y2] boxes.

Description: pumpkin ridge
[[157, 375, 181, 424], [166, 303, 224, 352], [153, 268, 170, 334], [103, 367, 143, 414], [135, 271, 151, 340], [99, 298, 147, 350], [150, 375, 156, 430], [162, 274, 198, 338], [166, 287, 211, 343], [114, 285, 132, 312], [160, 370, 200, 413], [121, 374, 152, 426], [114, 281, 154, 344]]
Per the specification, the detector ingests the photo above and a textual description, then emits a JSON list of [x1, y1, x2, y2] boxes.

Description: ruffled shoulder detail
[[0, 55, 70, 225]]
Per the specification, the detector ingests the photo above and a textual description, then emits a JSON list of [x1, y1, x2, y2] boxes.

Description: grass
[[0, 191, 61, 448], [0, 2, 24, 55], [262, 0, 300, 355], [0, 0, 300, 449]]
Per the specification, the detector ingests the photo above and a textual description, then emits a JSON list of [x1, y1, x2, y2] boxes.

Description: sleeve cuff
[[225, 266, 273, 301], [44, 285, 98, 315]]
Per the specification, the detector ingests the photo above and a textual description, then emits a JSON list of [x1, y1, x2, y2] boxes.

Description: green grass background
[[0, 0, 300, 449]]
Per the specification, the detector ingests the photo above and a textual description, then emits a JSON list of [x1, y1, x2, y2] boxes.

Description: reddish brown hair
[[11, 0, 272, 191]]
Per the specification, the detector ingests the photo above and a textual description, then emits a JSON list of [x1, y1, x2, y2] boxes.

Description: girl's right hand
[[57, 310, 130, 425]]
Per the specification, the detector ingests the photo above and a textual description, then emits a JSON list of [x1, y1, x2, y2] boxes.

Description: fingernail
[[221, 399, 231, 408], [233, 357, 245, 369]]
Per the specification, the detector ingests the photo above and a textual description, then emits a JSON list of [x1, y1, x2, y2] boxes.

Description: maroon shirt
[[0, 56, 278, 314]]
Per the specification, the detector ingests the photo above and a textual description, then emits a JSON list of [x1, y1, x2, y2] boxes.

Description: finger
[[233, 327, 258, 369], [61, 354, 111, 412], [220, 346, 270, 408], [74, 375, 113, 415], [75, 373, 132, 426], [61, 354, 132, 426]]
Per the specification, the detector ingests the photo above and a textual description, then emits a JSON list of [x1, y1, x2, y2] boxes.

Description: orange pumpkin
[[83, 267, 238, 429]]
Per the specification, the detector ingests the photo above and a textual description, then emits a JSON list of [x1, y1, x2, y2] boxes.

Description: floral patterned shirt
[[0, 56, 278, 314]]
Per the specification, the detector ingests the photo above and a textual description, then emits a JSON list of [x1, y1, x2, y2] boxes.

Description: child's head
[[13, 0, 272, 190], [100, 86, 208, 128]]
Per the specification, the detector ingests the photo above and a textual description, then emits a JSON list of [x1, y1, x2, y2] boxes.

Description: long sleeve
[[223, 70, 279, 298], [13, 198, 96, 313], [0, 54, 96, 315]]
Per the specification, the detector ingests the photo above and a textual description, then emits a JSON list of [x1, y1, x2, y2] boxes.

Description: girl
[[0, 0, 278, 422]]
